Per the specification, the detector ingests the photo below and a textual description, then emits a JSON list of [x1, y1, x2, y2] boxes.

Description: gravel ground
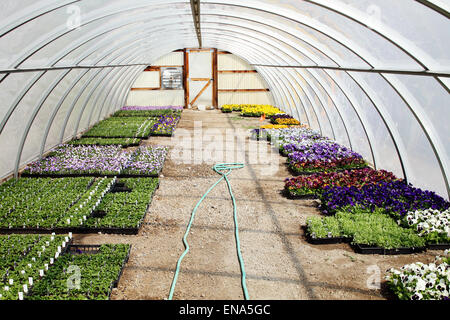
[[73, 109, 440, 300]]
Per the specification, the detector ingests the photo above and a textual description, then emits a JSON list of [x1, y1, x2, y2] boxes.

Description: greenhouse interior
[[0, 0, 448, 305]]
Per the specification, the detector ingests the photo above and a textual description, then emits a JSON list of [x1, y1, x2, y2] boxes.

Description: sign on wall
[[161, 67, 183, 89]]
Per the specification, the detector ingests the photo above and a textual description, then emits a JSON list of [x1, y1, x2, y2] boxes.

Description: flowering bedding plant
[[23, 145, 130, 175], [287, 141, 366, 173], [402, 209, 450, 244], [385, 250, 449, 300], [259, 124, 289, 129], [285, 168, 400, 197], [151, 114, 181, 136], [265, 127, 321, 146], [273, 118, 301, 126], [270, 113, 294, 123], [240, 105, 284, 117], [320, 180, 450, 217], [221, 105, 233, 113], [121, 106, 183, 111], [122, 146, 168, 176], [24, 145, 169, 176]]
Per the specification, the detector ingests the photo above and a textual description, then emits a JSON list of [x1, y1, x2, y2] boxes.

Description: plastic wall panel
[[20, 69, 75, 168], [218, 91, 273, 106], [285, 71, 320, 132], [0, 0, 37, 22], [360, 72, 447, 198], [319, 69, 376, 158], [152, 52, 184, 66], [394, 74, 450, 160], [75, 69, 115, 136], [46, 70, 96, 146], [126, 90, 184, 106], [294, 71, 333, 139], [133, 72, 160, 88], [0, 72, 38, 121], [42, 68, 88, 151], [0, 71, 37, 176], [268, 0, 422, 69], [325, 70, 377, 165], [218, 73, 267, 90], [342, 0, 450, 69], [62, 69, 107, 142], [296, 69, 350, 148], [0, 70, 63, 177], [218, 54, 253, 70], [204, 3, 370, 67]]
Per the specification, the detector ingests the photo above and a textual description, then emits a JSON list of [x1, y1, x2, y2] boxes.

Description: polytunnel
[[0, 0, 450, 303], [0, 0, 449, 200]]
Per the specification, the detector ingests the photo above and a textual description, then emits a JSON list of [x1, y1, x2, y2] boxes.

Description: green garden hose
[[168, 163, 250, 300]]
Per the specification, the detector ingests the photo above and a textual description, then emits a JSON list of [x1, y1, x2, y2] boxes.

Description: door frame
[[183, 48, 218, 109]]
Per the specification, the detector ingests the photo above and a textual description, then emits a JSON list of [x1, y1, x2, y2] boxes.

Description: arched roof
[[0, 0, 448, 199]]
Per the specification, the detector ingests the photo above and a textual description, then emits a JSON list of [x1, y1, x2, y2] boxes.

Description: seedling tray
[[67, 244, 132, 300], [0, 181, 159, 236], [306, 235, 352, 245], [350, 243, 426, 255], [82, 134, 151, 139], [287, 165, 369, 177], [302, 226, 351, 245], [21, 172, 160, 178], [427, 243, 450, 250]]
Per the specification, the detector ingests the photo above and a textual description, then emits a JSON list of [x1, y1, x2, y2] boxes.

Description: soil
[[73, 109, 441, 300]]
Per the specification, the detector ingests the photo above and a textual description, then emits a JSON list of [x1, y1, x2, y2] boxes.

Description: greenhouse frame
[[0, 0, 449, 304]]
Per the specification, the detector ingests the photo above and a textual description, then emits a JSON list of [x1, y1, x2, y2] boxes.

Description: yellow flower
[[260, 124, 288, 129], [274, 118, 301, 125]]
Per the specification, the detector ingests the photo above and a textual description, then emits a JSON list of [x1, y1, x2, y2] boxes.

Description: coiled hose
[[168, 163, 250, 300]]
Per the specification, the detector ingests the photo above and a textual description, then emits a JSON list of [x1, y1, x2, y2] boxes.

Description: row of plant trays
[[287, 164, 369, 177], [66, 244, 132, 300], [282, 189, 319, 200], [302, 226, 449, 254], [0, 181, 160, 236], [21, 172, 161, 178], [83, 134, 151, 139]]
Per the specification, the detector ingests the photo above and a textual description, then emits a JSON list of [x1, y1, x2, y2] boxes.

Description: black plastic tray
[[287, 164, 369, 177], [302, 225, 351, 245], [21, 172, 160, 178], [427, 243, 450, 250], [0, 181, 159, 236], [350, 243, 426, 255], [65, 244, 131, 300]]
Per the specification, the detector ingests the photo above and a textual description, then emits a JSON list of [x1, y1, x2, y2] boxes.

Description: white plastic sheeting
[[0, 0, 448, 200]]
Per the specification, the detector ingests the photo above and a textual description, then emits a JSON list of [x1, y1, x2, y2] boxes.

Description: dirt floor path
[[74, 109, 440, 300]]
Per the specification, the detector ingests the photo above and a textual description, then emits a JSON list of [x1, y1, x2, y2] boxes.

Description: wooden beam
[[217, 51, 232, 54], [144, 66, 160, 72], [184, 48, 189, 108], [212, 48, 218, 108], [218, 89, 270, 92], [218, 70, 257, 73], [131, 88, 161, 91], [190, 80, 212, 106], [190, 78, 211, 81]]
